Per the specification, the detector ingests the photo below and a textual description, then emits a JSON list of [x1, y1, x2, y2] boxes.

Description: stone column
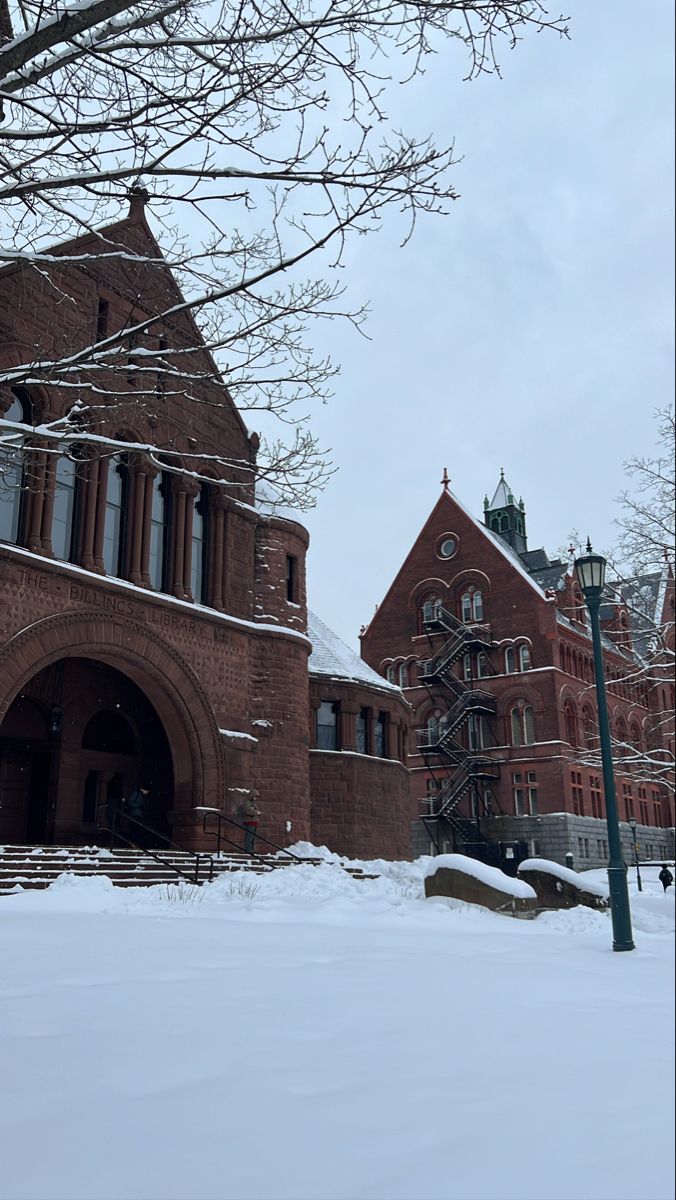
[[92, 456, 109, 572], [26, 449, 47, 553], [79, 457, 99, 571]]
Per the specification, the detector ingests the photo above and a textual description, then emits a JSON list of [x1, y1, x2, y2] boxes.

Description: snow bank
[[425, 853, 537, 899], [519, 857, 608, 896]]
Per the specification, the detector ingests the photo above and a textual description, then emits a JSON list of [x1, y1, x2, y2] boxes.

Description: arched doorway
[[0, 658, 173, 846]]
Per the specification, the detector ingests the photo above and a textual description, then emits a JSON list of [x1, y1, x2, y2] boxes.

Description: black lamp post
[[628, 817, 643, 892], [575, 540, 635, 952]]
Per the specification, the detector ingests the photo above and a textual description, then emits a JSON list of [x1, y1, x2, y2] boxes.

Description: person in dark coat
[[240, 789, 262, 856], [658, 865, 673, 892], [124, 785, 150, 843]]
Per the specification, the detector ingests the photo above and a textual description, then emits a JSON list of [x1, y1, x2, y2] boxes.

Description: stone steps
[[0, 845, 377, 893]]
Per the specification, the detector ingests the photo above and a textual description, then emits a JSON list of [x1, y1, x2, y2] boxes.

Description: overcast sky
[[295, 0, 674, 651]]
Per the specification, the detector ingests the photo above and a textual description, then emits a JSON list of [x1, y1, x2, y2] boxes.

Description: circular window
[[438, 536, 458, 559]]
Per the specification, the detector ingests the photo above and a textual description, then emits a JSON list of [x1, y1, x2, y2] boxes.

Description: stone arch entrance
[[0, 612, 224, 847]]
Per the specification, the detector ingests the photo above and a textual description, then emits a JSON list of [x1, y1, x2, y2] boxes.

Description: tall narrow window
[[191, 484, 209, 603], [356, 707, 369, 755], [518, 644, 531, 671], [52, 455, 80, 562], [564, 701, 579, 747], [398, 662, 408, 688], [286, 554, 298, 603], [96, 298, 109, 341], [102, 455, 129, 577], [462, 653, 473, 681], [504, 646, 516, 674], [460, 587, 483, 622], [510, 701, 535, 746], [375, 712, 388, 758], [477, 652, 489, 678], [316, 701, 339, 751], [149, 471, 172, 592], [0, 389, 31, 545]]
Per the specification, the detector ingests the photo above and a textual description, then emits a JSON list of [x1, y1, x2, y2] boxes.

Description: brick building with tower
[[360, 472, 675, 869], [1, 198, 673, 870]]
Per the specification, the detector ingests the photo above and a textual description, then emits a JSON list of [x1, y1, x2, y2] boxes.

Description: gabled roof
[[362, 486, 549, 640], [308, 611, 401, 694]]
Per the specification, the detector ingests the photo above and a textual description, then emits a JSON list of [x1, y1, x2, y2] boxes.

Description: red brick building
[[0, 203, 409, 859], [360, 474, 675, 869]]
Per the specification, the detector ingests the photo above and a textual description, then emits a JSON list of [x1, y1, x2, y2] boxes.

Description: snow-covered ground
[[1, 852, 673, 1200]]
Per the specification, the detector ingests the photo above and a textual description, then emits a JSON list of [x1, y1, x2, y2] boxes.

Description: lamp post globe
[[575, 540, 635, 952]]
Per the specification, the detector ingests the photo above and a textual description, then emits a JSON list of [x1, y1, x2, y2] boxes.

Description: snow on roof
[[308, 611, 401, 694], [425, 854, 536, 899]]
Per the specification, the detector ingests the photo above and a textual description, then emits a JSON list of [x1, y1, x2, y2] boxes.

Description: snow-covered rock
[[424, 853, 537, 917]]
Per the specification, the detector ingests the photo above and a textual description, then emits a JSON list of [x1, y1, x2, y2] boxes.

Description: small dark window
[[316, 701, 339, 751], [96, 299, 109, 341], [286, 555, 298, 603]]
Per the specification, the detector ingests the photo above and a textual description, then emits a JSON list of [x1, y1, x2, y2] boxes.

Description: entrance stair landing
[[0, 845, 378, 894]]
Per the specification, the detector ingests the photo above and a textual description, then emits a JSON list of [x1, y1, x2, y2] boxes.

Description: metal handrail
[[194, 806, 308, 865], [96, 804, 215, 884]]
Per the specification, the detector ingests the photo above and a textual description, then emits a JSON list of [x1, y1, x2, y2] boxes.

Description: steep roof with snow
[[308, 611, 401, 694], [488, 471, 517, 509]]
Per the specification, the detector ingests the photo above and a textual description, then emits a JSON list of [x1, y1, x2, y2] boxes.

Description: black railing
[[97, 805, 215, 885], [194, 807, 307, 866]]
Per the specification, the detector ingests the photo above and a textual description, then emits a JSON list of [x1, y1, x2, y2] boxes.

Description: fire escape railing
[[416, 604, 501, 847]]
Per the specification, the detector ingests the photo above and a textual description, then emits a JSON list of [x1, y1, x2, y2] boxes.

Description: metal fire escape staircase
[[417, 604, 501, 849]]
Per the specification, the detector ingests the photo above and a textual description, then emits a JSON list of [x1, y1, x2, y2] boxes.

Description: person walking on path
[[240, 789, 262, 857], [658, 865, 673, 893]]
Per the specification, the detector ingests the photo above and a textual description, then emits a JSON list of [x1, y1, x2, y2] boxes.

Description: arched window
[[190, 483, 209, 603], [582, 706, 596, 749], [504, 646, 516, 674], [385, 664, 396, 684], [148, 471, 172, 592], [563, 700, 578, 746], [518, 644, 531, 671], [615, 717, 627, 757], [629, 722, 642, 752], [398, 662, 408, 688], [460, 587, 483, 623], [0, 389, 31, 545], [102, 455, 129, 577], [462, 653, 473, 681], [510, 701, 535, 747], [477, 652, 489, 678], [52, 454, 81, 562], [421, 596, 442, 628]]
